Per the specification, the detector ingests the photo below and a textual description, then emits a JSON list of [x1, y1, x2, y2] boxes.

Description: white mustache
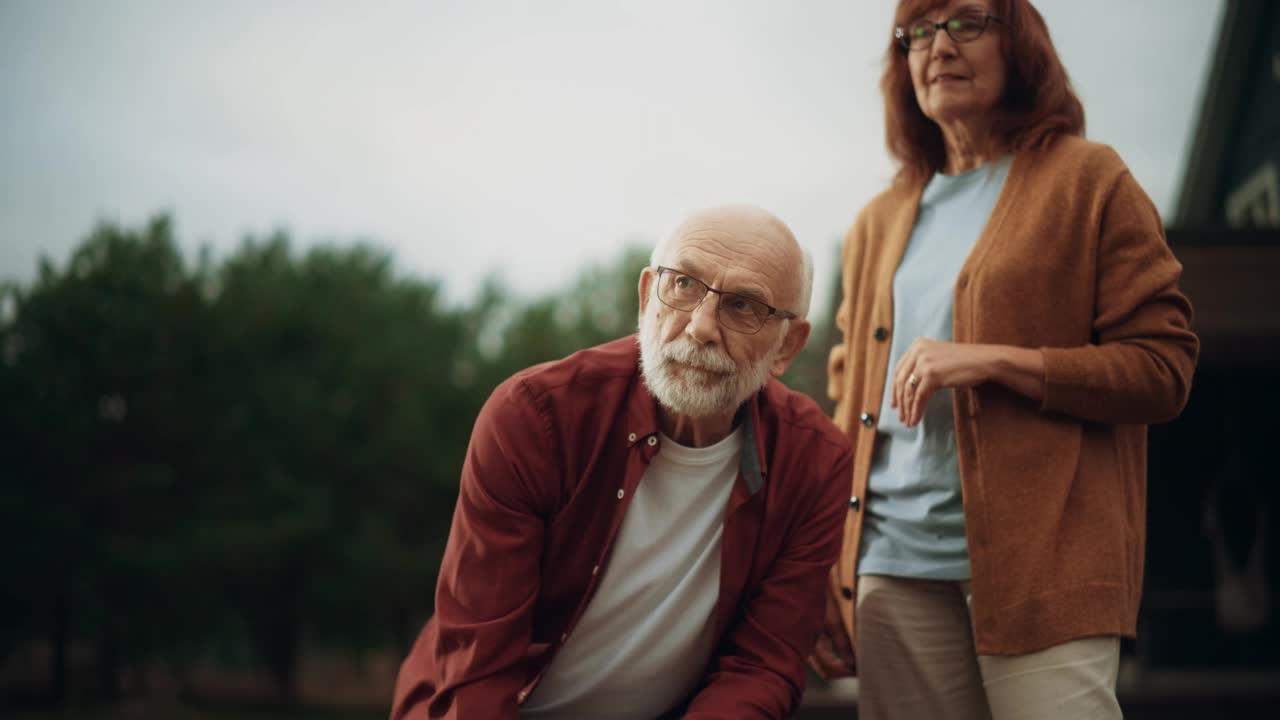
[[659, 337, 735, 374]]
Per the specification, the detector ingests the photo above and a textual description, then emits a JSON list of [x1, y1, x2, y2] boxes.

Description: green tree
[[0, 216, 212, 703], [473, 246, 650, 386], [193, 234, 475, 700]]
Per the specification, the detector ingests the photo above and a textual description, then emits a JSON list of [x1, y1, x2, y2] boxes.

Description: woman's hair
[[882, 0, 1085, 184]]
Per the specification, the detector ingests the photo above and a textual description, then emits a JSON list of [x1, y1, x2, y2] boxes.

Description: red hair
[[882, 0, 1085, 185]]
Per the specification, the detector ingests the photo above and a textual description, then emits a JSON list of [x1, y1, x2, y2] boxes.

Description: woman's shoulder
[[854, 178, 921, 228], [1023, 134, 1131, 183]]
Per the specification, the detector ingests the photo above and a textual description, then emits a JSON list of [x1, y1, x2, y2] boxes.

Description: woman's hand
[[891, 339, 992, 427], [891, 340, 1045, 427], [827, 343, 848, 402]]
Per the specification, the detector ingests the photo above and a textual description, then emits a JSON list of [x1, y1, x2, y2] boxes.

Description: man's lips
[[670, 359, 730, 377]]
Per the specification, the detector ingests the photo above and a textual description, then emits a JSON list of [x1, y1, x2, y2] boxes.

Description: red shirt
[[392, 336, 852, 719]]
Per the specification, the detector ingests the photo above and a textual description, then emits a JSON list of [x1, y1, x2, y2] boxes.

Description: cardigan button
[[860, 412, 875, 427], [841, 586, 854, 600], [849, 495, 861, 512], [873, 326, 889, 342]]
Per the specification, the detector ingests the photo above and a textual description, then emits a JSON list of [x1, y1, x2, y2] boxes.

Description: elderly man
[[392, 205, 852, 719]]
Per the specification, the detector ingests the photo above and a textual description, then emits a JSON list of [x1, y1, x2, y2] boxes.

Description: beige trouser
[[854, 575, 1122, 720]]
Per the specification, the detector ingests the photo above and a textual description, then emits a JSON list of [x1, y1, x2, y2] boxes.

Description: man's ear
[[770, 320, 811, 378], [637, 267, 654, 316]]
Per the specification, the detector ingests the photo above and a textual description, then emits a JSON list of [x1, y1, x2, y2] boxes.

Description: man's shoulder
[[758, 378, 849, 455], [493, 335, 639, 410]]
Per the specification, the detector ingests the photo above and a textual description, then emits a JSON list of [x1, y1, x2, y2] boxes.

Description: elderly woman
[[810, 1, 1199, 718]]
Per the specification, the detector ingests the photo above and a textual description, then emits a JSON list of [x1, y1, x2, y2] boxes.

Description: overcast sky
[[0, 0, 1223, 319]]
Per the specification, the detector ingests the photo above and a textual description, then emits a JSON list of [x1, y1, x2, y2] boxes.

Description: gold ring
[[908, 373, 920, 388]]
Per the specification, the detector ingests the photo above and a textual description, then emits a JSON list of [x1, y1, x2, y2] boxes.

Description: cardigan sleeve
[[1038, 170, 1199, 424], [827, 219, 859, 406]]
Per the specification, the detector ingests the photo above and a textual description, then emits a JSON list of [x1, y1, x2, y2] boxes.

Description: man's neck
[[659, 408, 737, 448]]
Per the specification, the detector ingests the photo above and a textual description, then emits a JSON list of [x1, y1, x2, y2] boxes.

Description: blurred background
[[1, 0, 1277, 718]]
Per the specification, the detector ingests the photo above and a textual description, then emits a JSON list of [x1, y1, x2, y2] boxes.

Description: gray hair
[[794, 247, 813, 321]]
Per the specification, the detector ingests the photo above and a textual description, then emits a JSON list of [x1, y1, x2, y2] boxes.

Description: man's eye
[[674, 276, 691, 289]]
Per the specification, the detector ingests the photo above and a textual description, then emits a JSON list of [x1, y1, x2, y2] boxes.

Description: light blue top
[[857, 156, 1011, 580]]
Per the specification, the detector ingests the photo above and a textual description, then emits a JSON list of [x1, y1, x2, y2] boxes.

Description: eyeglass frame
[[651, 266, 797, 335], [895, 11, 1002, 52]]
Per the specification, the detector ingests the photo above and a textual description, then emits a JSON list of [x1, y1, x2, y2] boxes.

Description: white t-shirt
[[520, 427, 743, 719]]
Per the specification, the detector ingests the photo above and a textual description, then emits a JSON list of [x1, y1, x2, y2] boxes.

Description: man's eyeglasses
[[895, 11, 1001, 51], [653, 266, 796, 335]]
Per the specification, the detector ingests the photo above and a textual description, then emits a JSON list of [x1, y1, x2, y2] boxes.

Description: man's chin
[[667, 390, 749, 419]]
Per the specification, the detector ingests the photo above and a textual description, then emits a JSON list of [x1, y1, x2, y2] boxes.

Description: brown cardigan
[[826, 135, 1199, 658]]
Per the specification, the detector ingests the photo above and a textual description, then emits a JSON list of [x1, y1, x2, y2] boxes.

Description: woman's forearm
[[985, 344, 1046, 403]]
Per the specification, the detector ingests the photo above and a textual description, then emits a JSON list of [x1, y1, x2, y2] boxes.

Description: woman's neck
[[939, 117, 996, 174]]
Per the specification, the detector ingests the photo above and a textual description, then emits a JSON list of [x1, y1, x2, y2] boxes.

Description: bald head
[[650, 205, 814, 320]]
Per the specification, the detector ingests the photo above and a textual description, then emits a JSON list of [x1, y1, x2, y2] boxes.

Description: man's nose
[[684, 293, 723, 345]]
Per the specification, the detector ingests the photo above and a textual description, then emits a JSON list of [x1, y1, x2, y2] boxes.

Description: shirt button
[[841, 586, 854, 600], [873, 326, 889, 342], [849, 495, 861, 512], [518, 690, 527, 702], [592, 564, 599, 576], [617, 489, 625, 500], [647, 435, 658, 446], [628, 432, 637, 442], [560, 632, 568, 643], [860, 412, 875, 427]]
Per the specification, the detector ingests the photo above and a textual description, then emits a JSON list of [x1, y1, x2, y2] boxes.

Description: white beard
[[638, 313, 785, 419]]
